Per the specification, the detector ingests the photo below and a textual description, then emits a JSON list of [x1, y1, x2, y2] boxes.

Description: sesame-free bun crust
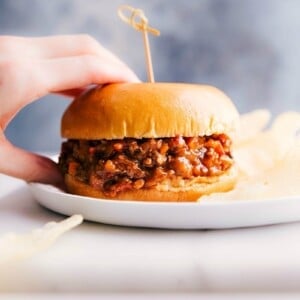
[[61, 83, 239, 139], [64, 166, 237, 202]]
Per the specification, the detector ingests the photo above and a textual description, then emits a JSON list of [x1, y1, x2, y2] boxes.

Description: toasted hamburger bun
[[64, 167, 237, 202], [60, 83, 239, 202], [62, 83, 238, 140]]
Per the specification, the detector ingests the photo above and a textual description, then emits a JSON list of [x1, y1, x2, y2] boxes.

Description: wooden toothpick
[[118, 5, 160, 83]]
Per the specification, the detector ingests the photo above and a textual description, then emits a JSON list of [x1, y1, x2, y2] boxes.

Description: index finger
[[0, 53, 139, 129], [0, 35, 124, 65], [39, 54, 139, 94]]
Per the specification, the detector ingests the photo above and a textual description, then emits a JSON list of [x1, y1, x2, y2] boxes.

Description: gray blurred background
[[1, 0, 300, 152]]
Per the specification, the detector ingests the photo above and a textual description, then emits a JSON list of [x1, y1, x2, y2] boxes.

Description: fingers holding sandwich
[[0, 35, 139, 185]]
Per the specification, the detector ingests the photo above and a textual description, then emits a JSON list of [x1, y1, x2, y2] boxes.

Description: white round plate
[[29, 183, 300, 229]]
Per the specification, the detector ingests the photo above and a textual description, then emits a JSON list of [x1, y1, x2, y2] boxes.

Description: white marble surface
[[1, 174, 300, 295]]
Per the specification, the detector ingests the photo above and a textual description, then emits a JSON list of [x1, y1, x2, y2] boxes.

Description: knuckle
[[0, 58, 26, 81], [0, 36, 22, 55], [0, 59, 36, 100]]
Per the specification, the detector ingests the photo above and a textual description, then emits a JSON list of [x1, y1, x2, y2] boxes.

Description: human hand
[[0, 35, 139, 186]]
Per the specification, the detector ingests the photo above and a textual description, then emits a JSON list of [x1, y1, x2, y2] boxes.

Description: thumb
[[0, 135, 63, 187]]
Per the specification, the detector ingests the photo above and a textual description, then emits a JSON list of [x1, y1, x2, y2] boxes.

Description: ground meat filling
[[59, 134, 233, 197]]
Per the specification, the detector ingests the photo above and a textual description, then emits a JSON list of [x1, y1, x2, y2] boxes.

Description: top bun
[[61, 83, 239, 139]]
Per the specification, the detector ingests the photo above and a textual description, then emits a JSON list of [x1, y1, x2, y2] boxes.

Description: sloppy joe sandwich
[[58, 83, 239, 202]]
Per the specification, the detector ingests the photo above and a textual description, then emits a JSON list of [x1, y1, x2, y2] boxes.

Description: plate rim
[[28, 182, 300, 229], [29, 182, 300, 207]]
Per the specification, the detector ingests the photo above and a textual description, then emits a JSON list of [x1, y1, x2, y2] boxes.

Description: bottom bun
[[64, 167, 237, 202]]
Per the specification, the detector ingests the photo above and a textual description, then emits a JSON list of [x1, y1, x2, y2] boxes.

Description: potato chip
[[235, 109, 271, 145], [0, 214, 83, 265], [202, 111, 300, 202], [236, 112, 300, 176]]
